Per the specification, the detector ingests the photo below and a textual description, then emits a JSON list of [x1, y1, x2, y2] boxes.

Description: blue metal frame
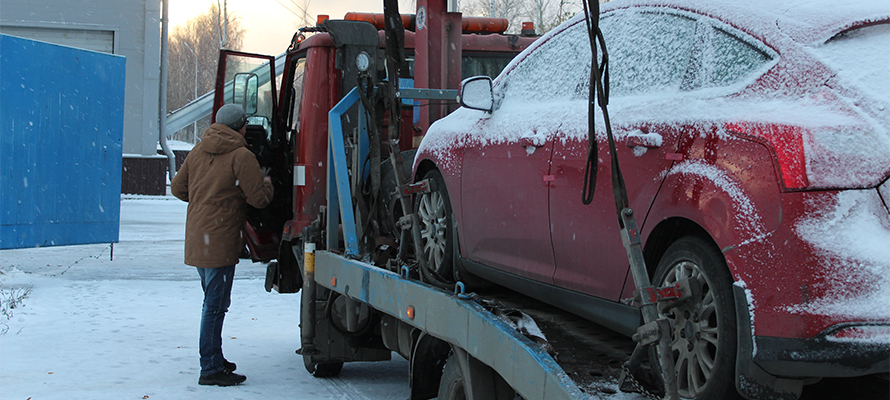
[[315, 251, 588, 400], [327, 87, 362, 256]]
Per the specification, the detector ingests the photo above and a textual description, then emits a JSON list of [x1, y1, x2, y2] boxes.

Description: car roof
[[602, 0, 889, 45]]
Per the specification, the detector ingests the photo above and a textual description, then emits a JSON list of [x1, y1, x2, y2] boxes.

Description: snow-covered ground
[[0, 196, 409, 400], [3, 196, 885, 400]]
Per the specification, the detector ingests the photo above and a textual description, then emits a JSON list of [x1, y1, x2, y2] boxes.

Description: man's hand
[[264, 176, 272, 184]]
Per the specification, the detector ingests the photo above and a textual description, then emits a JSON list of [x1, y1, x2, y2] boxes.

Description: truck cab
[[213, 15, 538, 292]]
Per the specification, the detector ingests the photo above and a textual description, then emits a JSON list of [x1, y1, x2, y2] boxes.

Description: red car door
[[460, 117, 556, 284], [549, 123, 680, 300]]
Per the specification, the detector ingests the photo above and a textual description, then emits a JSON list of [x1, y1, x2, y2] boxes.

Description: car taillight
[[726, 122, 809, 189], [726, 122, 890, 191]]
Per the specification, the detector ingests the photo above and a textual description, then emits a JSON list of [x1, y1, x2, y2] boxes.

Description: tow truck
[[211, 1, 700, 399], [210, 1, 599, 397]]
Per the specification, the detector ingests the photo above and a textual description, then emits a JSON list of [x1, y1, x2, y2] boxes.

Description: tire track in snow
[[319, 376, 370, 399]]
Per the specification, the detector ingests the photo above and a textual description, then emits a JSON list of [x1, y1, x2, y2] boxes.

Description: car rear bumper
[[754, 323, 890, 378]]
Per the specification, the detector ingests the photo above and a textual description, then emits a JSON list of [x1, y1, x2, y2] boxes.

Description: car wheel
[[415, 169, 455, 286], [653, 236, 740, 400]]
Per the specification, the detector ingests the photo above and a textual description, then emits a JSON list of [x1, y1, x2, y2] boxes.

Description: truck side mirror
[[459, 76, 493, 113], [233, 72, 260, 115]]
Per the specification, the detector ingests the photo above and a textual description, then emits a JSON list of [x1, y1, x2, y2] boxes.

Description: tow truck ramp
[[314, 250, 588, 400]]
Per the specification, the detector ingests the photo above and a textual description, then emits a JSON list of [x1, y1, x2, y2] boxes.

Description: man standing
[[171, 104, 274, 386]]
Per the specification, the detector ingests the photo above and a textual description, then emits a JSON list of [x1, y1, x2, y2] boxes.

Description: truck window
[[223, 55, 277, 137], [286, 56, 308, 135], [462, 54, 516, 79], [405, 53, 521, 81]]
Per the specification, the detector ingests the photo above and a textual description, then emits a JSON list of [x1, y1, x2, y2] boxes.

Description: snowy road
[[0, 197, 409, 400]]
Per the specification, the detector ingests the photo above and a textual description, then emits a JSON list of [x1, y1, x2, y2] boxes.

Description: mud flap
[[264, 261, 278, 292], [266, 241, 303, 293], [451, 347, 515, 400], [733, 285, 803, 400]]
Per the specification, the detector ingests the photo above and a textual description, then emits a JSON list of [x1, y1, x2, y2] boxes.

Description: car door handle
[[625, 130, 662, 149], [520, 137, 545, 148]]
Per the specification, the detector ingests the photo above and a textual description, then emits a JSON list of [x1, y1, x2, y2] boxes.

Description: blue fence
[[0, 34, 125, 249]]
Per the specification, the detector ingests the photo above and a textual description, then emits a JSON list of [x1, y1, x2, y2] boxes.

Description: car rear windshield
[[811, 22, 890, 104]]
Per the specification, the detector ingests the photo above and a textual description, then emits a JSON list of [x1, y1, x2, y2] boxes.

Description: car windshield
[[810, 22, 890, 106]]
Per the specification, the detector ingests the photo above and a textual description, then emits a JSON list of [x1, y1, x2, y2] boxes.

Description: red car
[[412, 0, 890, 398]]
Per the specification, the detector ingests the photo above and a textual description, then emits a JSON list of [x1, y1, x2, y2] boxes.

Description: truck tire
[[652, 236, 741, 400], [380, 149, 417, 237], [437, 354, 467, 400], [303, 357, 344, 378]]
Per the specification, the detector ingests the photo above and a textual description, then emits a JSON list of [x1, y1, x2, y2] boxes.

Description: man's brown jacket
[[171, 123, 273, 268]]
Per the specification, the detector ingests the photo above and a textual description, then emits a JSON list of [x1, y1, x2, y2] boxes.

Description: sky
[[168, 0, 414, 55]]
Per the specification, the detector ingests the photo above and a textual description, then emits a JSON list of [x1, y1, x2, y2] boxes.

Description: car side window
[[496, 9, 770, 103], [682, 24, 772, 90], [602, 11, 697, 96], [499, 21, 590, 102]]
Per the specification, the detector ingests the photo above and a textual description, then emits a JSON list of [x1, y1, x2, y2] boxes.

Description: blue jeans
[[197, 265, 235, 375]]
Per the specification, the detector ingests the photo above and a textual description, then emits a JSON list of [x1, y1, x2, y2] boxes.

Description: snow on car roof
[[603, 0, 890, 45]]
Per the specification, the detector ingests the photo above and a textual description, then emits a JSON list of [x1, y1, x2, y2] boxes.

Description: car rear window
[[810, 22, 890, 104], [682, 25, 772, 90]]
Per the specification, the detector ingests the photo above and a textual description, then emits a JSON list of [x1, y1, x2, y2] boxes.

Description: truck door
[[214, 51, 290, 262]]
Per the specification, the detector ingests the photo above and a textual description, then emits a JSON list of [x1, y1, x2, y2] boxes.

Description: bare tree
[[269, 0, 313, 29], [166, 3, 245, 143], [460, 0, 580, 34]]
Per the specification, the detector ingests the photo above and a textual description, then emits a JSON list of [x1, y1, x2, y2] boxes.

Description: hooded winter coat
[[171, 123, 274, 268]]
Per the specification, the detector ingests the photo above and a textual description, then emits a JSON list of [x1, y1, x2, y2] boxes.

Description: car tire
[[415, 169, 455, 286], [652, 236, 741, 400]]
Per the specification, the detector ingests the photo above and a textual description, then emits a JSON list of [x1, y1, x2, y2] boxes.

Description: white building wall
[[0, 0, 161, 156]]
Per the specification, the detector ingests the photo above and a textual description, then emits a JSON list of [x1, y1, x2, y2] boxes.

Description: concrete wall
[[0, 0, 161, 157]]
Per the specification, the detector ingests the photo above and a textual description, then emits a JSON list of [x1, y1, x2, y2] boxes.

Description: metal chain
[[620, 363, 663, 400]]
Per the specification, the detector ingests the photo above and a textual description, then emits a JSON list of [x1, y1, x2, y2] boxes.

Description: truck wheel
[[303, 357, 343, 378], [415, 169, 455, 286], [437, 354, 467, 400], [652, 236, 740, 400]]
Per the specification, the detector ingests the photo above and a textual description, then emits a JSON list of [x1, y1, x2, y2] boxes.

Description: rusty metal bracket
[[634, 276, 701, 313], [401, 178, 433, 197], [619, 208, 681, 400], [632, 318, 671, 347]]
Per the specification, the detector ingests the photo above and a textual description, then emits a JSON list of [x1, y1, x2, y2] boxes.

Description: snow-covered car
[[412, 0, 890, 398]]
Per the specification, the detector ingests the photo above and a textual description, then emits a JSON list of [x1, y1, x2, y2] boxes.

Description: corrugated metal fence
[[0, 34, 125, 249]]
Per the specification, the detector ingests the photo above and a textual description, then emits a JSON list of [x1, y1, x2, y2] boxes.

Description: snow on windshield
[[791, 190, 890, 320], [800, 22, 890, 188], [808, 22, 890, 113]]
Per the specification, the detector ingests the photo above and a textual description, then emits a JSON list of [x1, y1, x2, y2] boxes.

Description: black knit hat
[[215, 104, 247, 131]]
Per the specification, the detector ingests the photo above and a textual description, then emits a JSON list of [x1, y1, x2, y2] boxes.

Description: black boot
[[223, 358, 236, 372], [198, 369, 247, 386]]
